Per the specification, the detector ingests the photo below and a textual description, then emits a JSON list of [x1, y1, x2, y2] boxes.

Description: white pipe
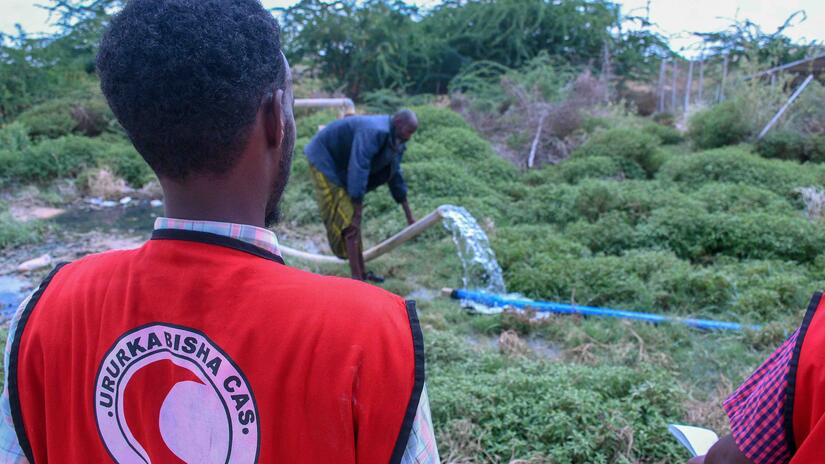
[[279, 207, 446, 264], [294, 98, 355, 115], [758, 74, 815, 140]]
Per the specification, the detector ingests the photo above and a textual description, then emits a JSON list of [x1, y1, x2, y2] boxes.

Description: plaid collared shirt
[[723, 329, 799, 463], [0, 218, 439, 463]]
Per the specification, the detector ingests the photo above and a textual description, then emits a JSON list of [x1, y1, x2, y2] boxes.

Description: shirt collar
[[153, 217, 281, 257]]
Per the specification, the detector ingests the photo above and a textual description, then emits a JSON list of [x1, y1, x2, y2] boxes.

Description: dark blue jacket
[[304, 115, 408, 203]]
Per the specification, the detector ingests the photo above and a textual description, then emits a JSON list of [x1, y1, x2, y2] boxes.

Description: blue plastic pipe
[[451, 289, 761, 332]]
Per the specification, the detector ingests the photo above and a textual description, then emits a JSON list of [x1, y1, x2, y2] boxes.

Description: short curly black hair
[[97, 0, 285, 179]]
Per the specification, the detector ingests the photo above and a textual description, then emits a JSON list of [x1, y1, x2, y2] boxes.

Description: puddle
[[51, 201, 162, 235]]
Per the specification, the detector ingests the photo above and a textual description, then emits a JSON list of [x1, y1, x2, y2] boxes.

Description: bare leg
[[343, 225, 366, 280]]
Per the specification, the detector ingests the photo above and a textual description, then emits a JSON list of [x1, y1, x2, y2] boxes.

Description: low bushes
[[0, 122, 30, 152], [635, 208, 825, 263], [98, 144, 155, 188], [2, 135, 153, 187], [687, 100, 751, 149], [409, 105, 470, 136], [15, 94, 116, 140], [642, 121, 683, 145], [551, 155, 643, 183], [295, 110, 337, 139], [755, 130, 825, 163], [657, 146, 825, 197], [414, 126, 518, 185], [0, 206, 43, 249], [427, 330, 685, 462], [572, 128, 663, 177]]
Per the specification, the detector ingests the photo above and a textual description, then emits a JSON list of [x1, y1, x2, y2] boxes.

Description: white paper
[[668, 424, 719, 456]]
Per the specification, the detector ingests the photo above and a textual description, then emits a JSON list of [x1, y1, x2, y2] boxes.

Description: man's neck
[[160, 178, 267, 228]]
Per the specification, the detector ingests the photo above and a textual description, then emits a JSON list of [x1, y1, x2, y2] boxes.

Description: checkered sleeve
[[0, 295, 31, 463], [722, 329, 799, 464], [400, 383, 439, 464]]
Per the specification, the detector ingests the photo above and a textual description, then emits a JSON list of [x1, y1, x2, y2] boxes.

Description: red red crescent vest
[[786, 292, 825, 463], [7, 229, 424, 463]]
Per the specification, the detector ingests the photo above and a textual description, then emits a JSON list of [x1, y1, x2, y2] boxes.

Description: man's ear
[[264, 88, 285, 150]]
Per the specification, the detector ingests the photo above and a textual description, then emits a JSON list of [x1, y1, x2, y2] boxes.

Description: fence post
[[719, 54, 729, 102], [697, 55, 705, 103], [657, 59, 667, 113], [684, 60, 694, 112], [671, 61, 678, 112]]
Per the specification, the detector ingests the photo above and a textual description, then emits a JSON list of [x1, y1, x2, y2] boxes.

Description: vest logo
[[94, 323, 259, 463]]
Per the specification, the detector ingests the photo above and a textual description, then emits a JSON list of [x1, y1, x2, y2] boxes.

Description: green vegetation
[[687, 100, 751, 149], [0, 133, 152, 188], [0, 203, 43, 249], [756, 130, 825, 163], [573, 128, 662, 177]]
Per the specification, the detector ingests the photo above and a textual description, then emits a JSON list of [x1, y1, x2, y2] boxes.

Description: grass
[[0, 205, 44, 249]]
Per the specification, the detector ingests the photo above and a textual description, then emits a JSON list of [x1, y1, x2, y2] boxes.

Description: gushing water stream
[[438, 205, 506, 295]]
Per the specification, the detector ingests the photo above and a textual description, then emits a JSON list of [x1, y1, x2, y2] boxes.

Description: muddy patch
[[10, 206, 66, 222]]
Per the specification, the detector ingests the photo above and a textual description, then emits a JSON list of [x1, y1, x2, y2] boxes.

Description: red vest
[[8, 230, 424, 463], [787, 292, 825, 463]]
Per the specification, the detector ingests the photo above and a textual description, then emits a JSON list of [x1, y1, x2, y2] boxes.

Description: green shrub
[[10, 135, 107, 182], [15, 94, 115, 139], [642, 122, 684, 145], [636, 207, 825, 263], [509, 180, 690, 229], [569, 180, 694, 225], [689, 183, 792, 214], [573, 181, 624, 222], [502, 249, 771, 316], [653, 112, 675, 127], [413, 126, 518, 186], [0, 150, 21, 184], [565, 212, 637, 255], [657, 146, 825, 197], [0, 208, 43, 249], [580, 115, 611, 133], [0, 122, 30, 151], [424, 127, 495, 161], [687, 100, 751, 149], [409, 105, 470, 136], [573, 128, 663, 176], [428, 330, 685, 462], [506, 250, 688, 311], [755, 131, 825, 163], [99, 144, 155, 187], [552, 156, 643, 183], [493, 224, 589, 269], [509, 183, 580, 225], [296, 110, 337, 139], [15, 101, 75, 140], [404, 139, 451, 164], [405, 160, 501, 204], [723, 260, 816, 321]]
